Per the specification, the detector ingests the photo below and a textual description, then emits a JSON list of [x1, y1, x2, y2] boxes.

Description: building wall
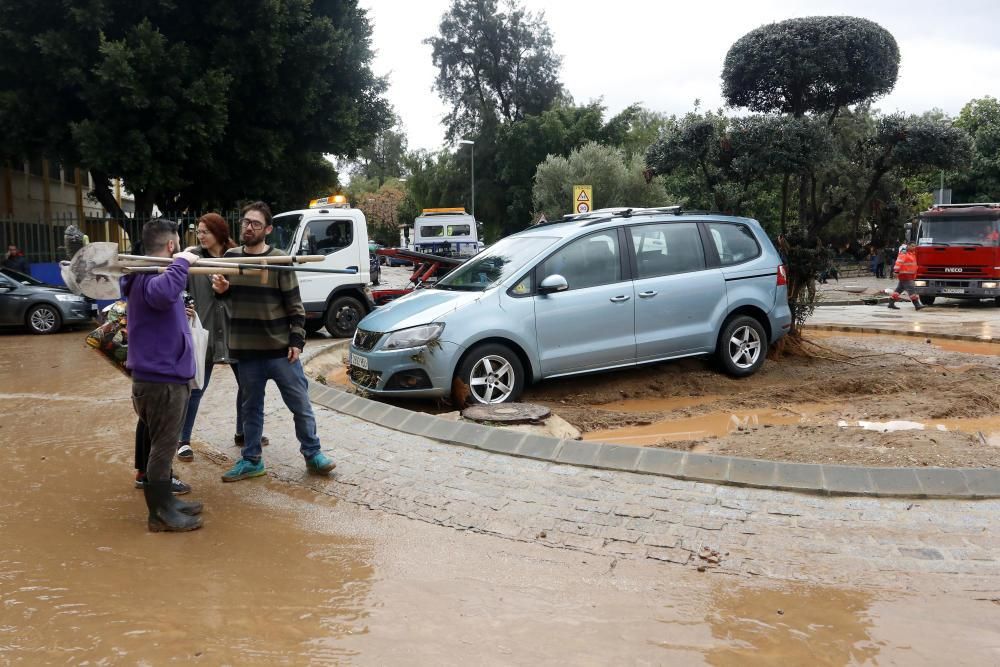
[[0, 159, 133, 221]]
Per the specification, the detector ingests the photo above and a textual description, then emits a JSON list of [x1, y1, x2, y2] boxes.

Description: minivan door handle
[[609, 295, 631, 303], [638, 290, 658, 298]]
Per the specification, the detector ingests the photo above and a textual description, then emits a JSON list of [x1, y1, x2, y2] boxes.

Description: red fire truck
[[906, 203, 1000, 306]]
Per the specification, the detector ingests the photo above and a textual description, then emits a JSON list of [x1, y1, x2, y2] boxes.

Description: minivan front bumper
[[347, 340, 461, 398]]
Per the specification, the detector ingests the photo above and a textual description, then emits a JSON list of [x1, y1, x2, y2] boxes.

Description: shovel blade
[[65, 242, 123, 299]]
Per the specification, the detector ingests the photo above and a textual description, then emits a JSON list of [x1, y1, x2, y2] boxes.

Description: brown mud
[[532, 333, 999, 467], [3, 333, 1000, 663]]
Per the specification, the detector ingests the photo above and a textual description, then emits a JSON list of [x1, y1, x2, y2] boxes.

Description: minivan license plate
[[942, 288, 964, 294], [350, 353, 369, 370]]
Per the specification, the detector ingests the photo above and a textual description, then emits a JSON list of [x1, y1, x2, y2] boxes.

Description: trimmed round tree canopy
[[722, 16, 900, 116]]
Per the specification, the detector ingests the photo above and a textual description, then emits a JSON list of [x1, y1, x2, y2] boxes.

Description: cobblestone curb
[[307, 380, 1000, 500]]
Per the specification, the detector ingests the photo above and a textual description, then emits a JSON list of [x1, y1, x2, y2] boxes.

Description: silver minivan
[[348, 208, 791, 404]]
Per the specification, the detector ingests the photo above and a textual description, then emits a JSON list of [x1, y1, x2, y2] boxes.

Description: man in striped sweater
[[211, 201, 336, 482]]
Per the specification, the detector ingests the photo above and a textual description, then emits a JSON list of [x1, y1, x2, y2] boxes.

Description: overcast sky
[[359, 0, 999, 153]]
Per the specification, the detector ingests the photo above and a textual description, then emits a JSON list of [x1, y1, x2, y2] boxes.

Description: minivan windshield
[[435, 235, 558, 292]]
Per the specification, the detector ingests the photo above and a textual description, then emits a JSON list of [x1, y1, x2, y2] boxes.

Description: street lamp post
[[458, 139, 475, 220]]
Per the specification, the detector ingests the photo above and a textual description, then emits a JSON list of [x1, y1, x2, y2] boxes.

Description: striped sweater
[[220, 246, 306, 359]]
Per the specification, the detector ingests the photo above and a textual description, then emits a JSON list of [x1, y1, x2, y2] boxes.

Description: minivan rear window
[[706, 222, 761, 266]]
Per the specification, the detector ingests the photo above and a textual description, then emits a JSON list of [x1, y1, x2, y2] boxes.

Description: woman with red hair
[[174, 213, 267, 461]]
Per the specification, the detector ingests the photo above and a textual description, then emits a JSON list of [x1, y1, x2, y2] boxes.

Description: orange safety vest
[[894, 251, 917, 278]]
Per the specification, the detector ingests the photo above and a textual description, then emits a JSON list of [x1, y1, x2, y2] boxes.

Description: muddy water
[[807, 328, 1000, 356], [704, 585, 878, 665], [582, 401, 834, 446], [3, 333, 1000, 664], [0, 335, 374, 663]]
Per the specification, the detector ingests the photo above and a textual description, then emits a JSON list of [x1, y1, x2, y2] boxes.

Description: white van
[[268, 195, 374, 337], [413, 208, 483, 257]]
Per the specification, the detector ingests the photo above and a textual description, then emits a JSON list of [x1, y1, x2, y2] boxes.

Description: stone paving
[[192, 363, 1000, 589]]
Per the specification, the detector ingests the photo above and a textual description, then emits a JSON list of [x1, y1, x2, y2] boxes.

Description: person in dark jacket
[[3, 244, 30, 274], [121, 218, 204, 532]]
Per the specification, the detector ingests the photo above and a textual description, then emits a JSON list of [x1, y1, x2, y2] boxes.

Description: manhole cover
[[461, 402, 551, 424]]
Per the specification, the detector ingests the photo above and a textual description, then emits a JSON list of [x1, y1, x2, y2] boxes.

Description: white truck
[[269, 194, 374, 337], [412, 208, 484, 257]]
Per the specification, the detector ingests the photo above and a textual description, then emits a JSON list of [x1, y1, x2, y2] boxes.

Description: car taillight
[[777, 264, 787, 286]]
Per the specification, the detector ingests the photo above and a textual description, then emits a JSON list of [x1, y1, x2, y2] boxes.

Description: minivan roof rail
[[561, 205, 686, 226]]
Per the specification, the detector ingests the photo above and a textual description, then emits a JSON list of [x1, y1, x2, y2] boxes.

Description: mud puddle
[[583, 400, 834, 446], [807, 328, 1000, 356]]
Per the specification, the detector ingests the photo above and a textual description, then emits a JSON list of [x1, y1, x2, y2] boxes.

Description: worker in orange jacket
[[889, 244, 924, 310]]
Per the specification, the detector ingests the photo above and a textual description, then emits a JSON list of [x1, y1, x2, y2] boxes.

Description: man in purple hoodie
[[121, 218, 204, 532]]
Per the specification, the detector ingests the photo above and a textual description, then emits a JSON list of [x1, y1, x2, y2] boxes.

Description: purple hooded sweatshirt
[[121, 259, 195, 384]]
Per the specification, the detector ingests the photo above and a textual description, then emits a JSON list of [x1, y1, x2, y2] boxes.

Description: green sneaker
[[221, 458, 266, 483], [305, 451, 336, 475]]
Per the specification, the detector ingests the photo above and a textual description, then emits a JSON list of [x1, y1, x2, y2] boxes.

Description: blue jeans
[[179, 363, 245, 442], [237, 357, 321, 461]]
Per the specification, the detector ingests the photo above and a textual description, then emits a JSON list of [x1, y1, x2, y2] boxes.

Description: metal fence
[[1, 211, 243, 263]]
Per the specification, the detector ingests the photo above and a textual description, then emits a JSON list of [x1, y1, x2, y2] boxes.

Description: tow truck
[[269, 194, 375, 337], [906, 203, 1000, 306]]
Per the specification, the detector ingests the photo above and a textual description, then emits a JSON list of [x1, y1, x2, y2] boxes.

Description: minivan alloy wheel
[[469, 354, 516, 403], [456, 343, 525, 405], [727, 324, 761, 369]]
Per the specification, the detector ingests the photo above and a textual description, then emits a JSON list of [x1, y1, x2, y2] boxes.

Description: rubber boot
[[171, 496, 203, 516], [887, 301, 899, 309], [143, 480, 203, 532]]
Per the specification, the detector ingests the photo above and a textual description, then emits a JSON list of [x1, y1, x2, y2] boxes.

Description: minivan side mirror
[[538, 274, 568, 294]]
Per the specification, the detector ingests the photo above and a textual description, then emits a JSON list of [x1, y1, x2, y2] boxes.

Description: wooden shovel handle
[[118, 253, 326, 265]]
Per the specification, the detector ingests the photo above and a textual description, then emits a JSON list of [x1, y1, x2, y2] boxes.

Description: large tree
[[722, 15, 900, 226], [425, 0, 563, 140], [0, 0, 389, 236], [722, 16, 899, 120]]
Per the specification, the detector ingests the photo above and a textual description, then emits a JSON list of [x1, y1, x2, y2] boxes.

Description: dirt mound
[[528, 334, 999, 468]]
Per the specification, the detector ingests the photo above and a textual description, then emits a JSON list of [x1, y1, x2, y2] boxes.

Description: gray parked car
[[348, 208, 791, 404], [0, 267, 97, 334]]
